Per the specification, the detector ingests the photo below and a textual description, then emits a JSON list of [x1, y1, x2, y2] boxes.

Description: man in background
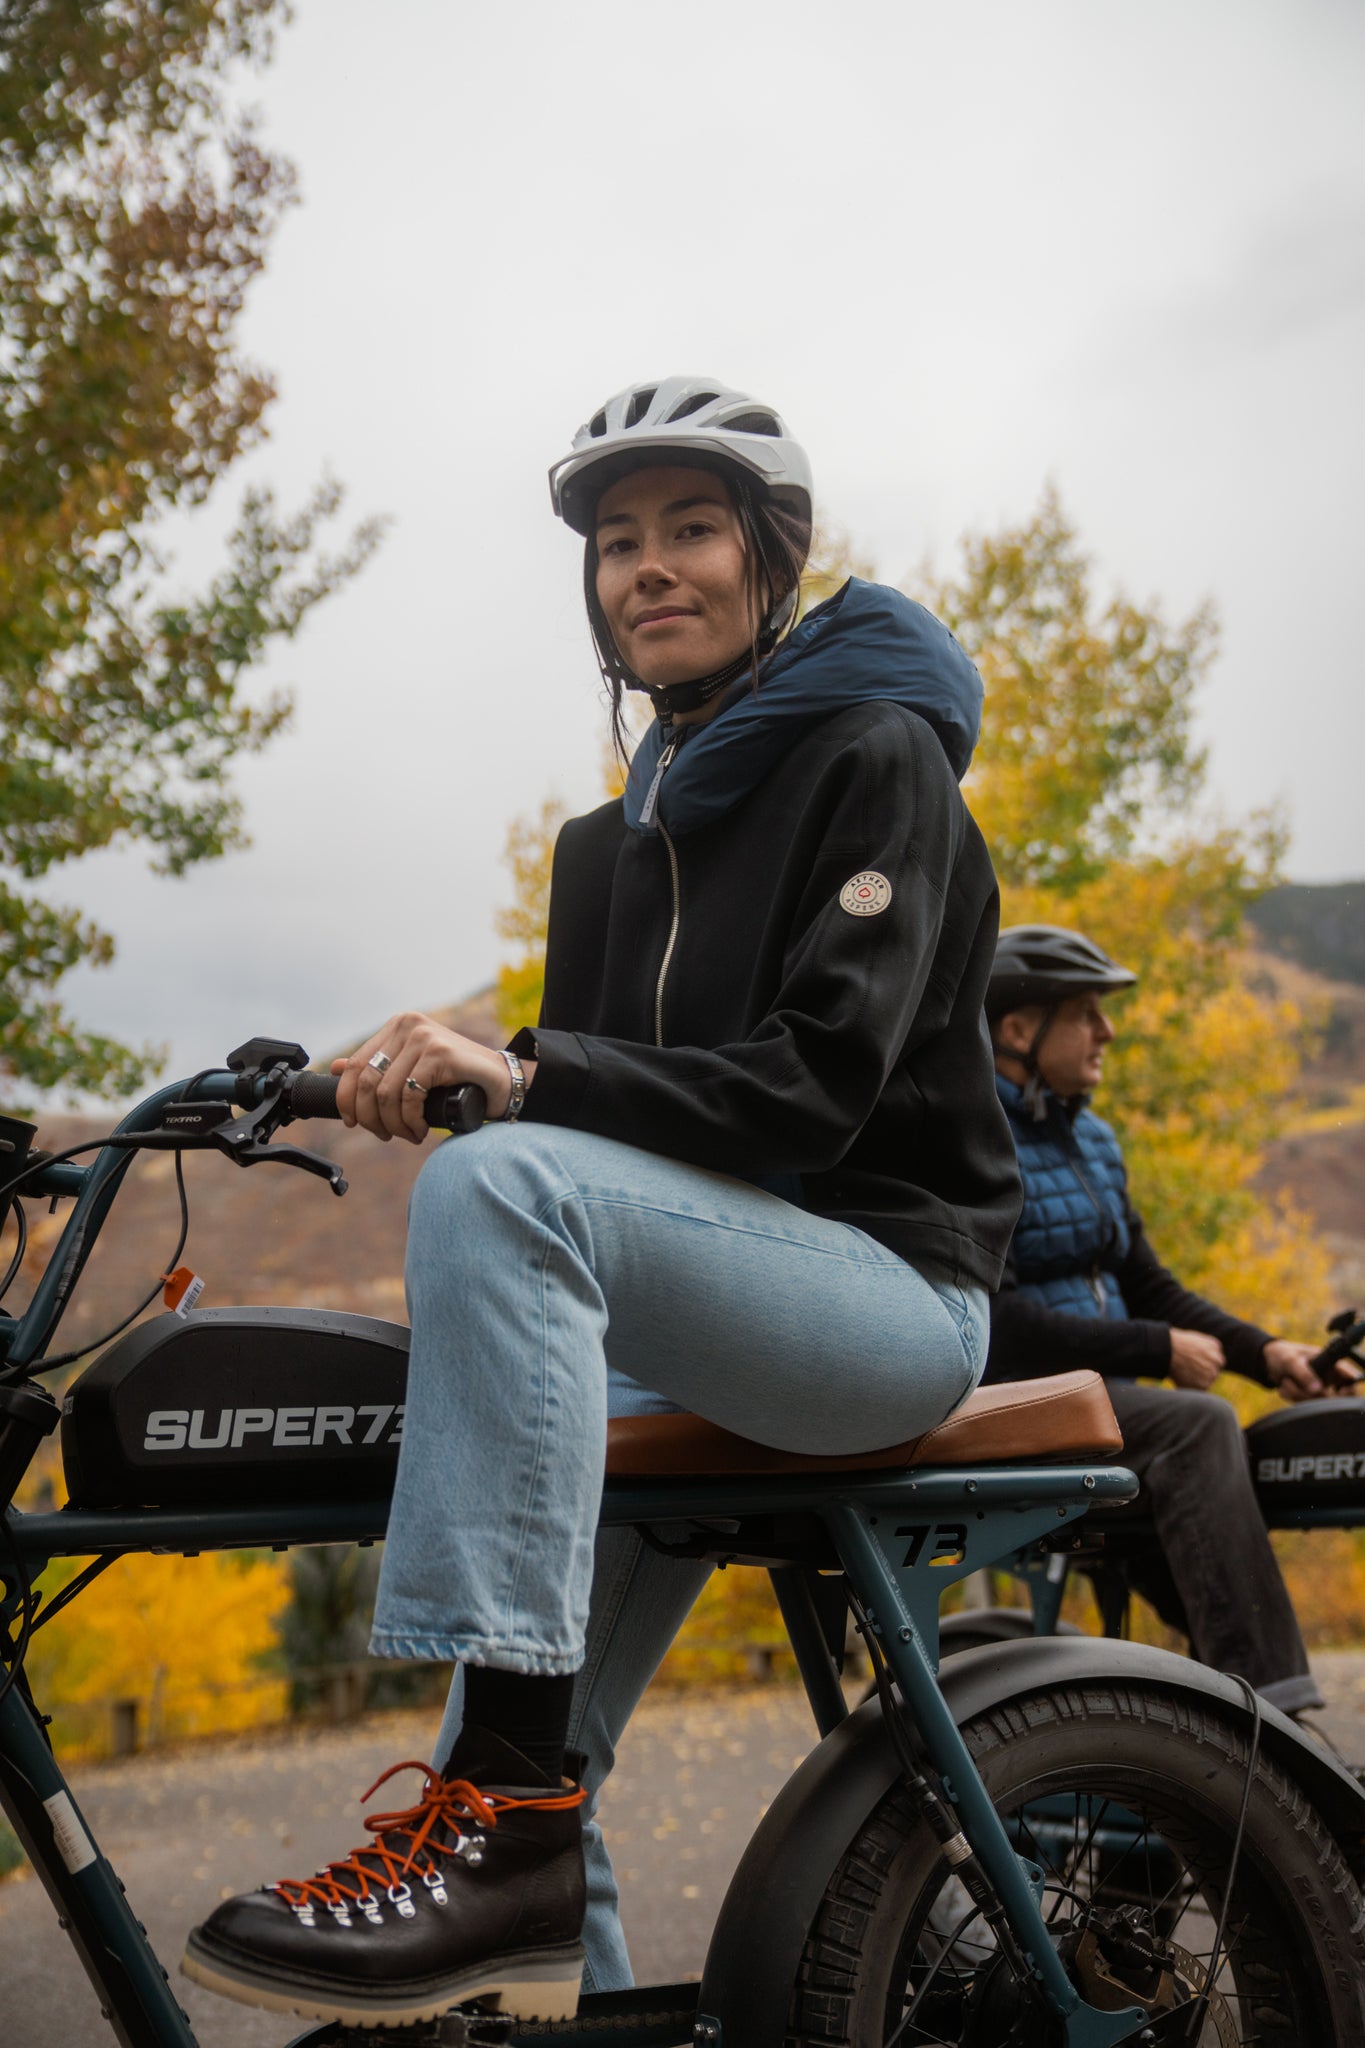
[[986, 924, 1348, 1713]]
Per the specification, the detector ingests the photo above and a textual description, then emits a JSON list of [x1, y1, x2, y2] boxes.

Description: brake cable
[[0, 1142, 191, 1379], [0, 1197, 27, 1307], [0, 1511, 37, 1714]]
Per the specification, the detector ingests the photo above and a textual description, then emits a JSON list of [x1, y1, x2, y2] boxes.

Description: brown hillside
[[1246, 950, 1365, 1307], [1241, 948, 1365, 1098]]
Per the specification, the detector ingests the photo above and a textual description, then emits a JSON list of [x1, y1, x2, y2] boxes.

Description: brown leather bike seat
[[604, 1370, 1122, 1478]]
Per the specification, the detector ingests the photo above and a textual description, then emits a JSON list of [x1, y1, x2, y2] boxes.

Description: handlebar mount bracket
[[226, 1037, 309, 1076]]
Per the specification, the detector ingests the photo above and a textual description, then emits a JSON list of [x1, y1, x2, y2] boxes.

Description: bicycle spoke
[[876, 1776, 1322, 2047]]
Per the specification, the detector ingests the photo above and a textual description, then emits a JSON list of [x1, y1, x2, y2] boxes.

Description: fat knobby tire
[[786, 1680, 1365, 2048]]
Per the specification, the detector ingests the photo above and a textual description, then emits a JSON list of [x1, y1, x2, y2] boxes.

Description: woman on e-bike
[[182, 377, 1022, 2029]]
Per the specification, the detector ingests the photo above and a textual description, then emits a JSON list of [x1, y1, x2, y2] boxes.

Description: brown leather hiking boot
[[182, 1727, 586, 2028]]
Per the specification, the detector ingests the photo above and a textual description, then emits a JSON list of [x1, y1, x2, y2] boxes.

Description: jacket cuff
[[507, 1026, 590, 1126], [1229, 1328, 1275, 1386], [1130, 1320, 1172, 1373]]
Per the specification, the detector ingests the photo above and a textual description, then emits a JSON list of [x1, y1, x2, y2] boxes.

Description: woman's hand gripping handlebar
[[328, 1010, 530, 1145], [287, 1069, 487, 1136], [139, 1040, 489, 1197]]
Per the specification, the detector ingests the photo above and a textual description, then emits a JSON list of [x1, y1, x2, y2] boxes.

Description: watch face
[[840, 871, 893, 917]]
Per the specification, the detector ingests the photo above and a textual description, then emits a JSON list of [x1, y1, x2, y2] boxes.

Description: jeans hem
[[1259, 1672, 1326, 1715], [369, 1630, 585, 1675]]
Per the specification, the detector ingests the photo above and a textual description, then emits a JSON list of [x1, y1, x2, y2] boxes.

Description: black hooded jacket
[[508, 585, 1020, 1287]]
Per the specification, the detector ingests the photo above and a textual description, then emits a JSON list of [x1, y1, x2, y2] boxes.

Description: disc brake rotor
[[1165, 1943, 1239, 2048]]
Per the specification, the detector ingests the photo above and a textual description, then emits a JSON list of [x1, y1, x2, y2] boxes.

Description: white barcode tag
[[163, 1267, 205, 1318], [43, 1790, 96, 1873]]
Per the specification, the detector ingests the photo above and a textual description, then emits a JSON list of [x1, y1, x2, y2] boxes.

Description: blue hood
[[623, 578, 983, 837]]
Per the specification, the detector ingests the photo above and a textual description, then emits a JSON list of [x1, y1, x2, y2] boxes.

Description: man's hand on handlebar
[[1263, 1336, 1362, 1403], [332, 1013, 536, 1145]]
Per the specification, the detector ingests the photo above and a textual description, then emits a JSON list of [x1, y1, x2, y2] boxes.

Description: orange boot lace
[[270, 1760, 586, 1929]]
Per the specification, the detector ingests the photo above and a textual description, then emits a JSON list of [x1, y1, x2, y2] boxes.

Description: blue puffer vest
[[996, 1075, 1132, 1319]]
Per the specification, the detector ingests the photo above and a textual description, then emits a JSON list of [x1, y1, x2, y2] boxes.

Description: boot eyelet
[[421, 1868, 449, 1904], [386, 1881, 417, 1919]]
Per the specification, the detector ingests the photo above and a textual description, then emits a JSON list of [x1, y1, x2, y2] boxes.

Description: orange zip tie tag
[[163, 1266, 205, 1318]]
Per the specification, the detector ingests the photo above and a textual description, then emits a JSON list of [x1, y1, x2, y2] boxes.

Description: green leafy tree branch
[[0, 1, 382, 1100]]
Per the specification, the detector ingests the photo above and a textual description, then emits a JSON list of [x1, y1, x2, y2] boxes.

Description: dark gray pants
[[1103, 1380, 1322, 1713]]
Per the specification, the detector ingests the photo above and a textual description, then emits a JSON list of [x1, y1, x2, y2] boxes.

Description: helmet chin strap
[[1018, 1005, 1091, 1122], [625, 589, 798, 720], [1020, 1003, 1059, 1121], [626, 645, 754, 717]]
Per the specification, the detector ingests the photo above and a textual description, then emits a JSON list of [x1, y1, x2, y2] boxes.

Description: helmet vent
[[624, 387, 658, 429], [588, 411, 608, 438], [724, 410, 780, 437], [667, 390, 719, 421]]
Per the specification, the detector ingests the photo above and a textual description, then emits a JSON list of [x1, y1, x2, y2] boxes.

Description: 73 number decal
[[895, 1522, 968, 1569]]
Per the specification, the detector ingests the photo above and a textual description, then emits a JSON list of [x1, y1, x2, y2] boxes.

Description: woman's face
[[594, 464, 754, 690]]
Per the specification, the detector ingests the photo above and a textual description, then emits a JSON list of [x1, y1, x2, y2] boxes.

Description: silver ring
[[367, 1050, 392, 1074], [404, 1075, 428, 1095]]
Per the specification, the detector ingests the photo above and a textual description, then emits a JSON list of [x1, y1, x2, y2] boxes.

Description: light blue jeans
[[370, 1122, 988, 1987]]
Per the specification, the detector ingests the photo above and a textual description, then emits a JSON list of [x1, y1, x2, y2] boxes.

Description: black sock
[[457, 1668, 577, 1783]]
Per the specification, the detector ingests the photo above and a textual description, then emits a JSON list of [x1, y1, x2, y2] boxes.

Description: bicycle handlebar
[[285, 1070, 487, 1134], [1310, 1317, 1365, 1389], [0, 1045, 491, 1374]]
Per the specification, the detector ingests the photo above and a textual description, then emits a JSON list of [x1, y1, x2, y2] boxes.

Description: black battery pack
[[61, 1307, 410, 1510], [1246, 1399, 1365, 1515]]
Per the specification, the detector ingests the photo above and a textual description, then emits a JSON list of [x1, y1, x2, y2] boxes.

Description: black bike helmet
[[987, 925, 1137, 1023], [988, 926, 1137, 1118]]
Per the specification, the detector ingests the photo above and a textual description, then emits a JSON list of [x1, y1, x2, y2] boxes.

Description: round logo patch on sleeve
[[840, 870, 893, 917]]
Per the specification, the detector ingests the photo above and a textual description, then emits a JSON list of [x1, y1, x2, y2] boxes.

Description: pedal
[[503, 1983, 700, 2043], [288, 2015, 513, 2048]]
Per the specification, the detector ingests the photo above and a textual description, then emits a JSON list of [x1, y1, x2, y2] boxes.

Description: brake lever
[[210, 1130, 349, 1195], [207, 1063, 348, 1194]]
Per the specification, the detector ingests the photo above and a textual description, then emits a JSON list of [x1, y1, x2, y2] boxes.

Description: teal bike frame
[[5, 1062, 1355, 2048]]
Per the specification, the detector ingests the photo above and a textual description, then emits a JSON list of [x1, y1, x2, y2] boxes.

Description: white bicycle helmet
[[549, 376, 813, 536]]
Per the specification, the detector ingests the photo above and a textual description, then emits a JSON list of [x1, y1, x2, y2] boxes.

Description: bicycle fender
[[937, 1633, 1365, 1859], [696, 1633, 1365, 2048]]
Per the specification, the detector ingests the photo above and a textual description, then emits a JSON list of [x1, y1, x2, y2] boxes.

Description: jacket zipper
[[637, 728, 683, 1046], [1059, 1113, 1114, 1309], [637, 731, 680, 831], [655, 819, 681, 1047]]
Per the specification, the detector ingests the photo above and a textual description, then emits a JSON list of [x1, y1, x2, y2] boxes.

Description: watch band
[[497, 1048, 527, 1122]]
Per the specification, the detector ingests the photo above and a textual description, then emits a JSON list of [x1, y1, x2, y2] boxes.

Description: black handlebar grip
[[423, 1084, 487, 1134], [1310, 1318, 1365, 1386], [286, 1069, 486, 1134], [288, 1071, 343, 1120]]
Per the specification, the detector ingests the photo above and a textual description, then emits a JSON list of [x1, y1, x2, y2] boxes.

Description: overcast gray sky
[[54, 0, 1365, 1092]]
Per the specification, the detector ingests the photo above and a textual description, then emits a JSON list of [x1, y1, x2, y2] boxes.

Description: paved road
[[4, 1659, 1365, 2048]]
